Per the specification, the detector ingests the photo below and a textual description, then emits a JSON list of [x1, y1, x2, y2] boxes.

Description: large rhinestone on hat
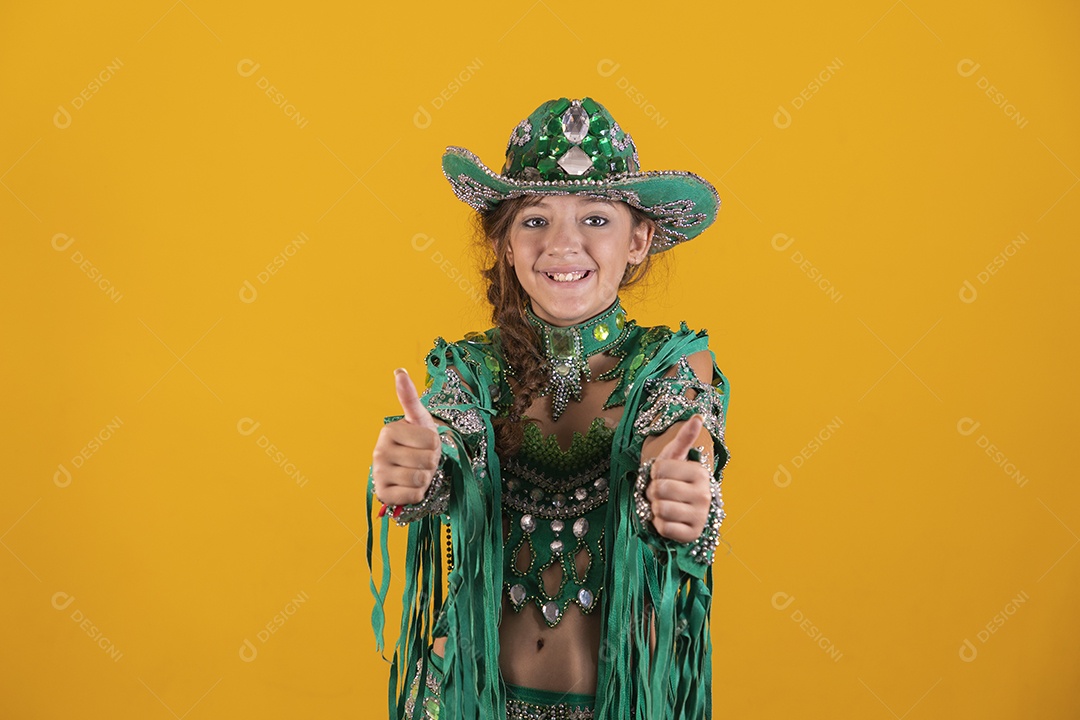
[[577, 588, 594, 609], [557, 145, 593, 176], [542, 601, 561, 625], [561, 103, 590, 143], [509, 583, 526, 606]]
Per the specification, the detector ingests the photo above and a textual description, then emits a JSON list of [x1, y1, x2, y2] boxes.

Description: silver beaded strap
[[689, 445, 726, 565], [505, 697, 594, 719], [633, 457, 657, 532]]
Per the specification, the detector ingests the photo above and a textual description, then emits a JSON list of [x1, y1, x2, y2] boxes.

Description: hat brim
[[441, 146, 720, 253]]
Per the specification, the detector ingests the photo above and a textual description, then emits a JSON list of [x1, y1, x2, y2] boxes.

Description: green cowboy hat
[[441, 96, 720, 253]]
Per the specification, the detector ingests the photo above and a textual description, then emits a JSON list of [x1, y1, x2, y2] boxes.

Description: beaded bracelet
[[379, 435, 456, 526], [633, 446, 725, 565], [633, 457, 657, 531], [379, 464, 450, 526], [690, 470, 725, 565]]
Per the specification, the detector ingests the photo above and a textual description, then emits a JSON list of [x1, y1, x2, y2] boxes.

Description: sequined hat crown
[[441, 96, 721, 253]]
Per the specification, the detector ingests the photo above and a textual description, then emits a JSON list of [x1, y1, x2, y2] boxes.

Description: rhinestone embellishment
[[557, 145, 593, 176], [542, 601, 560, 625], [520, 514, 536, 533], [578, 588, 594, 609], [573, 517, 589, 538], [561, 103, 590, 143], [510, 584, 526, 606]]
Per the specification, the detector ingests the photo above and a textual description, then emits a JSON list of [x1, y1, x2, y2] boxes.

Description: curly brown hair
[[469, 195, 660, 458]]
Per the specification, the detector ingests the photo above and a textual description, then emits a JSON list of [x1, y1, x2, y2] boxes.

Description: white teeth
[[546, 270, 589, 282]]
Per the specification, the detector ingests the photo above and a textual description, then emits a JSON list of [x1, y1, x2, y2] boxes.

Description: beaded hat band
[[441, 96, 721, 254]]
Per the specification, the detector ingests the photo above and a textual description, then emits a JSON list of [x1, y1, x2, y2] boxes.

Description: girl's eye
[[583, 215, 608, 227], [522, 217, 547, 228]]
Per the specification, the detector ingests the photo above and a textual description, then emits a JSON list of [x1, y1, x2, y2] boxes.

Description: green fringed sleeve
[[595, 322, 730, 720], [366, 337, 506, 719]]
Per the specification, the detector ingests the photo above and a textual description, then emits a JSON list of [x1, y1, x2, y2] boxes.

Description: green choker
[[524, 297, 629, 420]]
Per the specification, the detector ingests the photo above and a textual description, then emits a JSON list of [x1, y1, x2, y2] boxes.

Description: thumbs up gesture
[[371, 368, 443, 506], [644, 414, 712, 543]]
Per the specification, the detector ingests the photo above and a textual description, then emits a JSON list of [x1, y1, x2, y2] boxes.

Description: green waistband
[[427, 647, 594, 707], [505, 682, 595, 707]]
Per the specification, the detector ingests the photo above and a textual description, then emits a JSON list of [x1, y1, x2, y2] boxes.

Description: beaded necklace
[[524, 296, 629, 421]]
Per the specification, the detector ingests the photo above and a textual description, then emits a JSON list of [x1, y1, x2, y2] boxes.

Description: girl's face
[[506, 195, 653, 327]]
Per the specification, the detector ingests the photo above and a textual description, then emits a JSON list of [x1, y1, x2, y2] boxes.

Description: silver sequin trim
[[507, 118, 532, 148]]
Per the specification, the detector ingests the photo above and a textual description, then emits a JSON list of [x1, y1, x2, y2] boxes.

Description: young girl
[[367, 96, 731, 720]]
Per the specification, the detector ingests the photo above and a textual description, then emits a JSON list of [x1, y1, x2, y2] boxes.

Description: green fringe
[[368, 323, 727, 718]]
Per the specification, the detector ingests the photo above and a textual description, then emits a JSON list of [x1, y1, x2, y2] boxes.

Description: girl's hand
[[644, 414, 712, 543], [371, 369, 442, 506]]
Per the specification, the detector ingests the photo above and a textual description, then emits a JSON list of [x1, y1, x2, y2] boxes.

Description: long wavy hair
[[470, 194, 660, 458]]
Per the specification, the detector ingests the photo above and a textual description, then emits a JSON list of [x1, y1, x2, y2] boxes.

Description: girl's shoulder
[[421, 328, 508, 402], [619, 318, 713, 357]]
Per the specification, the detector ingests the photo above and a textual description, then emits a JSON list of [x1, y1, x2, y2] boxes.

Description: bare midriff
[[431, 596, 603, 693]]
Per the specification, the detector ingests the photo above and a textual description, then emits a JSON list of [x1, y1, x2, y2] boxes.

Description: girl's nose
[[545, 216, 584, 255]]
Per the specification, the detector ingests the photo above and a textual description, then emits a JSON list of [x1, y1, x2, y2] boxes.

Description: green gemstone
[[580, 135, 598, 155], [536, 135, 551, 154], [615, 313, 625, 330], [546, 116, 563, 135], [485, 355, 501, 372], [537, 155, 558, 175], [593, 323, 609, 341], [550, 97, 570, 115], [612, 156, 627, 173], [551, 136, 570, 156], [590, 114, 610, 134], [550, 328, 575, 357], [630, 353, 645, 370], [581, 97, 600, 115], [597, 136, 613, 158]]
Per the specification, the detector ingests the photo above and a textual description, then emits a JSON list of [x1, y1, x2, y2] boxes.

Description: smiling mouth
[[543, 270, 593, 283]]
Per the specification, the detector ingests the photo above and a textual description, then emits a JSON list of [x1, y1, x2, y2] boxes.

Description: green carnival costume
[[365, 97, 732, 720]]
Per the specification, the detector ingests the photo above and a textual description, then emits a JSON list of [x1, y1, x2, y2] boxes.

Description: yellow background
[[2, 1, 1077, 718]]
